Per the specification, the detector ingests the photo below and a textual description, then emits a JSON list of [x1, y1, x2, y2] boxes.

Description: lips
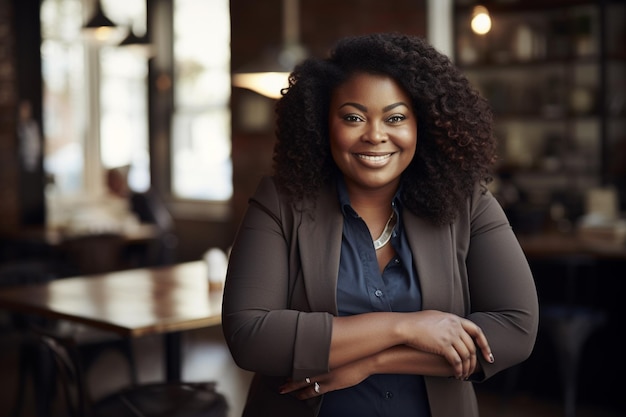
[[353, 152, 395, 167]]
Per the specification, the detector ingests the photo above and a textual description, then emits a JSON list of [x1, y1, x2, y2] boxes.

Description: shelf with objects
[[453, 0, 626, 234], [453, 3, 626, 414]]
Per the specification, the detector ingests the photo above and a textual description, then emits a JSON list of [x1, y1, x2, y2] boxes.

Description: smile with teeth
[[355, 153, 393, 162]]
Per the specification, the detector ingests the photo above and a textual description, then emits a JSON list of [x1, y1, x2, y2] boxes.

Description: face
[[328, 72, 417, 195]]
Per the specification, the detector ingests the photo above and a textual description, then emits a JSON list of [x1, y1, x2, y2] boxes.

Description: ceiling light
[[232, 0, 307, 99], [82, 0, 126, 45], [471, 5, 492, 35], [118, 29, 154, 57]]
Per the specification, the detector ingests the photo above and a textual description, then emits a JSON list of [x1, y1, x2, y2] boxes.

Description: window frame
[[40, 0, 233, 223], [147, 0, 232, 221]]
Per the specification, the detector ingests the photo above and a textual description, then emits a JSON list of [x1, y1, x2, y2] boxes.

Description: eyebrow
[[338, 102, 409, 112]]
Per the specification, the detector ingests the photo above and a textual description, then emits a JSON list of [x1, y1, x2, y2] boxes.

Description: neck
[[344, 183, 398, 238], [344, 182, 398, 215]]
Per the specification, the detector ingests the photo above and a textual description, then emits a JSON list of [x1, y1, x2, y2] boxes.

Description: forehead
[[331, 72, 411, 105]]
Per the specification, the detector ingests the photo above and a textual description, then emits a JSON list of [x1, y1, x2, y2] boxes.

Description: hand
[[279, 358, 372, 400], [402, 310, 493, 380]]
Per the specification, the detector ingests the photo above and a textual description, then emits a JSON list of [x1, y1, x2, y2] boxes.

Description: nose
[[362, 121, 388, 143]]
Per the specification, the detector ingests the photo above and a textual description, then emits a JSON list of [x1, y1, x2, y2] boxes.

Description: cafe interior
[[0, 0, 624, 416]]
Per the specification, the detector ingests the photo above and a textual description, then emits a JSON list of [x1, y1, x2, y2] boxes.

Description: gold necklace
[[373, 210, 397, 251]]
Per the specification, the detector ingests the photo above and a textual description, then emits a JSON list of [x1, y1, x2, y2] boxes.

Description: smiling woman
[[221, 33, 538, 417]]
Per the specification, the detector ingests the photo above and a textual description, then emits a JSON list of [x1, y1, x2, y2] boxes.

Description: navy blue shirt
[[318, 179, 430, 417]]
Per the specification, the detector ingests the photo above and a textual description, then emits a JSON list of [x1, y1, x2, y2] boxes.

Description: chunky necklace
[[373, 210, 397, 251]]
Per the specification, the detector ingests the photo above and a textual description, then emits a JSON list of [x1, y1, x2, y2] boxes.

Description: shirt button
[[394, 258, 400, 264], [385, 391, 393, 399], [374, 289, 383, 297]]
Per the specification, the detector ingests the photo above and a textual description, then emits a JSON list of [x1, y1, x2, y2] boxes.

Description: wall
[[0, 0, 19, 235], [0, 0, 45, 236]]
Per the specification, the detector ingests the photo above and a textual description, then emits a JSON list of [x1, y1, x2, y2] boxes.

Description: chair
[[61, 232, 126, 275], [32, 325, 228, 417], [129, 190, 178, 267], [539, 255, 607, 417], [0, 260, 138, 417], [0, 260, 58, 417], [541, 305, 606, 417]]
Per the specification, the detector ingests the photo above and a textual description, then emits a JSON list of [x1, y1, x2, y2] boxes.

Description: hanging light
[[82, 0, 126, 45], [471, 5, 492, 35], [232, 0, 307, 99], [118, 28, 154, 57]]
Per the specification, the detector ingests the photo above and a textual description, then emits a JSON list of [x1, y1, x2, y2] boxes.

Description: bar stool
[[0, 260, 138, 417]]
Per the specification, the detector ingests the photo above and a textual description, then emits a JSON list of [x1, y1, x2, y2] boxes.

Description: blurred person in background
[[106, 167, 177, 266]]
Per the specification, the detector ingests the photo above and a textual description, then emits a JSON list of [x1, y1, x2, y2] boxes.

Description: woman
[[222, 33, 538, 417]]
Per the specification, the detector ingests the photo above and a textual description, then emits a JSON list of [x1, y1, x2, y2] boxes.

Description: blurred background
[[0, 0, 625, 416]]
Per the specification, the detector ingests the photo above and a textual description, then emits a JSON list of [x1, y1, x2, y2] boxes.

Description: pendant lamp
[[471, 5, 492, 35], [82, 0, 126, 45], [232, 0, 307, 99], [119, 28, 154, 57]]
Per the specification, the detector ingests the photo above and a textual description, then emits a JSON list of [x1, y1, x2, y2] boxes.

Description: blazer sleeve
[[221, 177, 333, 379], [464, 187, 539, 380]]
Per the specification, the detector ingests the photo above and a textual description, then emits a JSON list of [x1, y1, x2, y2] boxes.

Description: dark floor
[[0, 318, 623, 417]]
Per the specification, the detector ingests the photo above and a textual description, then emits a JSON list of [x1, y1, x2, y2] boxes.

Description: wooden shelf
[[454, 0, 625, 199]]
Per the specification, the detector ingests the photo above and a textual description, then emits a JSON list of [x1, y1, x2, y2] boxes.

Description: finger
[[294, 381, 322, 400], [314, 381, 321, 395], [462, 321, 494, 364], [278, 383, 300, 394], [443, 345, 464, 379], [458, 332, 477, 379], [467, 343, 477, 379], [278, 377, 312, 394], [473, 329, 494, 363], [452, 338, 472, 379]]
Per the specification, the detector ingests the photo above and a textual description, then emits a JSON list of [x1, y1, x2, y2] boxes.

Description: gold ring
[[314, 382, 320, 394]]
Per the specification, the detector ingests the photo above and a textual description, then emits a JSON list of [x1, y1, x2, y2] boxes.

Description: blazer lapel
[[298, 185, 343, 315], [403, 210, 455, 312], [296, 191, 456, 315]]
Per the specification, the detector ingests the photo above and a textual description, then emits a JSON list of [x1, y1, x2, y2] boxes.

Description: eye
[[387, 114, 406, 123], [343, 114, 364, 123]]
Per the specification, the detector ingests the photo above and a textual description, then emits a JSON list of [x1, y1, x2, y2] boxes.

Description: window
[[99, 0, 150, 192], [40, 0, 86, 196], [41, 0, 149, 201], [172, 0, 232, 201], [41, 0, 232, 226]]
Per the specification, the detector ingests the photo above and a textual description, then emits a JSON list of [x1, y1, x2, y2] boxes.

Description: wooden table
[[517, 232, 626, 260], [0, 260, 223, 381], [11, 223, 160, 246]]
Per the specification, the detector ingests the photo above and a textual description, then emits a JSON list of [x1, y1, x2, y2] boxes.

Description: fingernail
[[489, 353, 494, 363]]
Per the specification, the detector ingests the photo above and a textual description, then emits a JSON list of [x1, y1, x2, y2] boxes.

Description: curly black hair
[[273, 33, 497, 225]]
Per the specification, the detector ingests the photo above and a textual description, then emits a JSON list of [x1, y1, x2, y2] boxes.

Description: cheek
[[329, 125, 353, 153], [328, 127, 344, 164], [399, 127, 418, 154]]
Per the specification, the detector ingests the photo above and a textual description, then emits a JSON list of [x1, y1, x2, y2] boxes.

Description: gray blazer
[[222, 176, 539, 417]]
